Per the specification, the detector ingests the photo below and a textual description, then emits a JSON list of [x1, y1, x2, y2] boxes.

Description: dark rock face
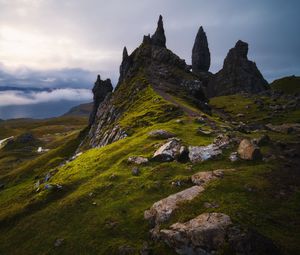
[[89, 75, 113, 126], [151, 15, 166, 47], [192, 26, 210, 74], [118, 47, 133, 85], [207, 40, 268, 97]]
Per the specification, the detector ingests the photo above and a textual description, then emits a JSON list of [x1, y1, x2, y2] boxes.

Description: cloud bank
[[0, 88, 92, 107]]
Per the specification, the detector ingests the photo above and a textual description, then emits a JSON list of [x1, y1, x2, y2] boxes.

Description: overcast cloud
[[0, 0, 299, 86]]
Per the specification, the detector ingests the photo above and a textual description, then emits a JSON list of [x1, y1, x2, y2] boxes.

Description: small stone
[[92, 201, 97, 205], [148, 129, 175, 139], [128, 156, 148, 165], [229, 152, 239, 162], [132, 167, 140, 176], [109, 174, 117, 180], [54, 238, 64, 247], [197, 128, 212, 135]]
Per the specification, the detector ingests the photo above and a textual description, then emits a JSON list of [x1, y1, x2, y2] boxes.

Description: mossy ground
[[0, 88, 299, 254]]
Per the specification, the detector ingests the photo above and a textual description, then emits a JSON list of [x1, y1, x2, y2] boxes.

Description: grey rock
[[152, 138, 182, 162], [132, 167, 140, 176], [54, 238, 64, 247], [192, 26, 210, 73], [191, 169, 224, 186], [207, 40, 268, 97], [188, 144, 222, 163], [148, 129, 175, 139], [229, 152, 239, 162], [128, 156, 148, 165], [237, 139, 262, 160], [160, 213, 232, 254]]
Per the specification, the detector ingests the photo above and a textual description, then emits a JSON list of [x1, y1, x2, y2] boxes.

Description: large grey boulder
[[160, 213, 232, 254], [144, 185, 204, 226], [192, 26, 210, 74], [188, 144, 222, 163], [207, 40, 268, 97]]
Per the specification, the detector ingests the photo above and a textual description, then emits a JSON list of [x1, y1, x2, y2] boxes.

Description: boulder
[[188, 144, 222, 163], [160, 213, 232, 254], [144, 185, 204, 225], [191, 170, 224, 186], [237, 139, 262, 160], [148, 129, 175, 139], [192, 26, 210, 74], [207, 40, 268, 97], [127, 156, 148, 165], [152, 138, 182, 162]]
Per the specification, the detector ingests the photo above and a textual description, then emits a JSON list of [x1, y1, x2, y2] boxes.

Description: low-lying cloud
[[0, 88, 92, 107]]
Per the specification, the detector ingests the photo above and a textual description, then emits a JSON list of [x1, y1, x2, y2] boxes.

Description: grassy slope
[[271, 75, 300, 94], [0, 82, 299, 254]]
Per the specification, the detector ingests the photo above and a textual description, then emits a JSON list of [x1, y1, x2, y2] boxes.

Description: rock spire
[[151, 15, 166, 47], [192, 26, 211, 74]]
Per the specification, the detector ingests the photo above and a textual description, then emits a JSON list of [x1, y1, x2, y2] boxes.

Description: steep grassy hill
[[271, 75, 300, 94], [0, 79, 299, 254]]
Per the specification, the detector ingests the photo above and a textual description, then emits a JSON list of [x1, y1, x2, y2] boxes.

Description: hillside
[[0, 16, 299, 255], [63, 102, 93, 117], [271, 75, 300, 94]]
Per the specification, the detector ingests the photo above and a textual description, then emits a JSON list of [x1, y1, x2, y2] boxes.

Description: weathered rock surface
[[160, 213, 281, 255], [192, 26, 210, 74], [238, 139, 262, 160], [191, 169, 224, 186], [207, 40, 268, 97], [128, 156, 148, 165], [188, 144, 222, 163], [265, 123, 300, 134], [118, 46, 133, 84], [152, 138, 188, 162], [144, 185, 204, 225], [160, 213, 232, 254], [89, 75, 113, 126], [148, 129, 175, 139]]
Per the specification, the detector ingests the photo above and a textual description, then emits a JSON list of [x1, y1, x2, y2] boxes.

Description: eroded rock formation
[[89, 75, 113, 126], [192, 26, 211, 74], [207, 40, 268, 97]]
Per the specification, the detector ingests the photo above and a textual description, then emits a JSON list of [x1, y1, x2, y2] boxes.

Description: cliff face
[[82, 16, 208, 149], [206, 40, 268, 97]]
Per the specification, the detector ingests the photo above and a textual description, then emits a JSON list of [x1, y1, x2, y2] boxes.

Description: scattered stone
[[203, 202, 219, 208], [160, 213, 232, 254], [131, 167, 140, 176], [188, 144, 222, 163], [236, 113, 245, 118], [237, 139, 262, 160], [265, 123, 300, 134], [148, 130, 175, 139], [229, 152, 239, 162], [54, 238, 64, 247], [92, 201, 97, 205], [118, 245, 136, 255], [191, 170, 224, 186], [144, 185, 204, 225], [109, 174, 117, 180], [152, 138, 182, 162], [214, 134, 231, 148], [195, 117, 206, 124], [0, 183, 5, 190], [175, 119, 184, 124], [197, 128, 212, 135], [127, 156, 148, 165]]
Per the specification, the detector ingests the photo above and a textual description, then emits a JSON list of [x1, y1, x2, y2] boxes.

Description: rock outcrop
[[192, 26, 210, 74], [207, 40, 268, 97], [82, 16, 208, 149], [89, 75, 113, 126], [237, 139, 262, 160]]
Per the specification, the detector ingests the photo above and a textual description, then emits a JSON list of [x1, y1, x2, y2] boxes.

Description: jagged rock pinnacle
[[192, 26, 210, 74], [207, 40, 268, 97], [151, 15, 166, 47], [122, 46, 128, 61], [89, 75, 113, 126]]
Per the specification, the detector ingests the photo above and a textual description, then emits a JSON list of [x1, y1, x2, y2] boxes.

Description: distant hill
[[63, 102, 92, 117], [271, 75, 300, 94]]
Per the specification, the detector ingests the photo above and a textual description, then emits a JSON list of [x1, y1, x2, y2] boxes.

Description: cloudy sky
[[0, 0, 299, 113]]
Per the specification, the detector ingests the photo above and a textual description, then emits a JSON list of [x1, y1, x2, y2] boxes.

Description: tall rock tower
[[192, 26, 211, 74]]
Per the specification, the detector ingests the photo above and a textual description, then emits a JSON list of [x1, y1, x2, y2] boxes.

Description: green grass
[[0, 83, 299, 254], [271, 75, 300, 94]]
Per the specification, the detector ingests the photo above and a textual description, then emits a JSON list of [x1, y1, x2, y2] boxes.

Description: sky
[[0, 0, 299, 112]]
